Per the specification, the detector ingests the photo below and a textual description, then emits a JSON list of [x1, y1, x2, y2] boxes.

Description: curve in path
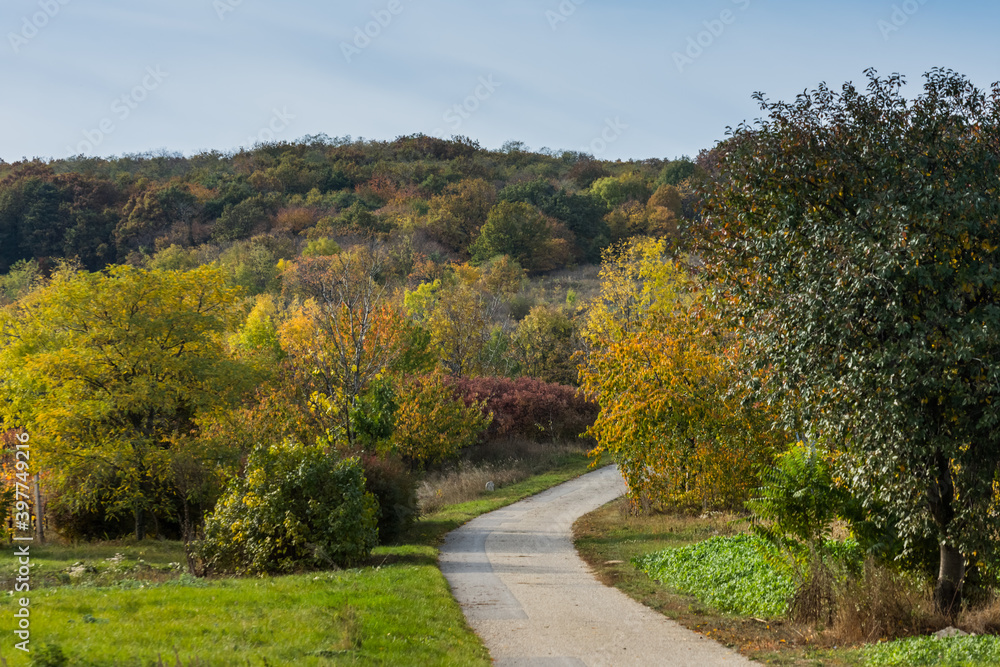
[[439, 465, 759, 667]]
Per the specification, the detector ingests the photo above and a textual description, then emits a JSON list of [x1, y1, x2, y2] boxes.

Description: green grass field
[[1, 452, 597, 666]]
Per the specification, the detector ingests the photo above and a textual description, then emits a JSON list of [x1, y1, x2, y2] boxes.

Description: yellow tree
[[580, 238, 782, 510], [0, 265, 253, 540], [404, 257, 523, 377], [280, 246, 406, 445]]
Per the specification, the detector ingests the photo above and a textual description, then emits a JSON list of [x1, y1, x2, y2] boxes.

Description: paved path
[[439, 465, 759, 666]]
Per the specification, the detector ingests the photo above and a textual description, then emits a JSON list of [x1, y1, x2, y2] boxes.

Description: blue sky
[[2, 0, 998, 162]]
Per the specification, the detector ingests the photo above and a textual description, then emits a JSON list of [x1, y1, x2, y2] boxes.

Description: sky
[[1, 0, 998, 163]]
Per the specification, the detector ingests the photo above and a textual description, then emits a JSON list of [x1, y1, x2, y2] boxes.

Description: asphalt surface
[[439, 465, 759, 666]]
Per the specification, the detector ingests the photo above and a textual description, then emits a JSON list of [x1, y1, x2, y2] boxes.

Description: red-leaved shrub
[[449, 376, 598, 442]]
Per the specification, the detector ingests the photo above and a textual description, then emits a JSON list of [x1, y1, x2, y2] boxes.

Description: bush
[[450, 376, 598, 442], [197, 442, 377, 574], [747, 439, 849, 546], [386, 372, 491, 468], [361, 453, 418, 544]]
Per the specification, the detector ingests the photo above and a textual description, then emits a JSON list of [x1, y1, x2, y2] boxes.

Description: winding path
[[439, 465, 758, 666]]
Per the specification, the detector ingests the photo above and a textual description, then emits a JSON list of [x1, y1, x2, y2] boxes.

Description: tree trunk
[[935, 543, 965, 616], [134, 505, 146, 541]]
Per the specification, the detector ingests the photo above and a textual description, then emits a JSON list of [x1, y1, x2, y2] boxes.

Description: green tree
[[701, 69, 1000, 614], [0, 265, 253, 540], [471, 201, 571, 272]]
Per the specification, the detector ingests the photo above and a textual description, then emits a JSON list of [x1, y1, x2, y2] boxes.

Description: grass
[[0, 446, 598, 666], [862, 635, 1000, 667], [634, 534, 796, 617]]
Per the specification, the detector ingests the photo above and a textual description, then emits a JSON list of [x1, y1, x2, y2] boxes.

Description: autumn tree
[[471, 201, 573, 273], [0, 265, 253, 540], [700, 69, 1000, 614], [509, 304, 581, 385], [405, 257, 523, 377], [280, 246, 406, 445], [579, 238, 781, 511], [426, 178, 497, 254]]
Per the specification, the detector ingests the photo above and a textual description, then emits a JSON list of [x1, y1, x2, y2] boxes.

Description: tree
[[499, 179, 610, 262], [386, 371, 491, 468], [0, 265, 252, 540], [590, 173, 652, 209], [471, 201, 572, 272], [404, 258, 523, 377], [700, 69, 1000, 614], [579, 238, 781, 511], [280, 247, 406, 446], [509, 304, 580, 385], [426, 178, 497, 254]]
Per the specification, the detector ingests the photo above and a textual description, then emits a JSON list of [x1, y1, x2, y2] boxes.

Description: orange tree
[[699, 69, 1000, 614], [579, 238, 781, 511]]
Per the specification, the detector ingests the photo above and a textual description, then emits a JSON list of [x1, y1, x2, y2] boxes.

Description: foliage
[[634, 535, 796, 617], [747, 439, 851, 547], [657, 158, 697, 186], [350, 375, 398, 451], [580, 237, 782, 510], [0, 265, 253, 540], [405, 259, 523, 377], [360, 453, 418, 544], [862, 635, 1000, 667], [229, 293, 285, 368], [280, 247, 406, 445], [509, 304, 581, 385], [198, 443, 377, 574], [0, 258, 39, 305], [590, 172, 651, 209], [471, 201, 573, 273], [387, 372, 491, 467], [499, 178, 610, 262], [426, 178, 497, 254], [301, 237, 341, 257], [450, 375, 597, 442], [699, 68, 1000, 612]]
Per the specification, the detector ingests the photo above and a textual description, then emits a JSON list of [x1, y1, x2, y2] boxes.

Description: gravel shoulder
[[439, 465, 759, 666]]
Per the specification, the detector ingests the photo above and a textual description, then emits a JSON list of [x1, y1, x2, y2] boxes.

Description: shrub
[[747, 439, 850, 547], [361, 453, 418, 544], [450, 376, 598, 442], [387, 372, 491, 467], [197, 442, 377, 574]]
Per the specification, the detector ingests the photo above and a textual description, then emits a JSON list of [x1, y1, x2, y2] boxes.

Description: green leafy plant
[[197, 442, 378, 574], [634, 535, 796, 617]]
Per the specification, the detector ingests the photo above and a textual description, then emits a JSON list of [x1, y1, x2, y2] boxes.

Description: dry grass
[[417, 437, 591, 514], [418, 461, 531, 514], [959, 595, 1000, 635], [831, 559, 942, 644]]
